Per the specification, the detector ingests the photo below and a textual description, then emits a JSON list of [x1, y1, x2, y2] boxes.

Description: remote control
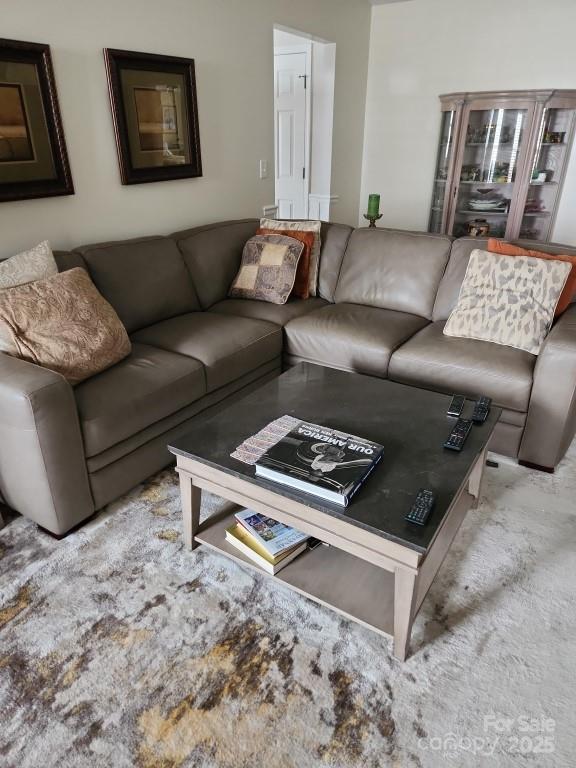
[[447, 394, 465, 418], [444, 418, 473, 451], [472, 396, 492, 424], [405, 489, 435, 525]]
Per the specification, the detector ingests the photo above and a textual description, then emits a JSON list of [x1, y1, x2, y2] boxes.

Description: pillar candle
[[367, 194, 380, 217]]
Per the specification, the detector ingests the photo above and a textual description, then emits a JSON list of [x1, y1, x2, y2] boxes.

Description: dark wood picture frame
[[104, 48, 202, 185], [0, 38, 74, 203]]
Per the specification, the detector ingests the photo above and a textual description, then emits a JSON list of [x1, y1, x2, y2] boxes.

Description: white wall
[[360, 0, 576, 245], [0, 0, 370, 258]]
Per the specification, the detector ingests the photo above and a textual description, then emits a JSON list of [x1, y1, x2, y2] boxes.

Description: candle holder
[[363, 213, 383, 228]]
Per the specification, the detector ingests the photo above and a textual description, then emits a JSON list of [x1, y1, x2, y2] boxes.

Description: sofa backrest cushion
[[54, 250, 86, 273], [335, 228, 452, 319], [172, 219, 259, 309], [318, 222, 353, 302], [75, 236, 199, 333], [433, 237, 576, 321], [433, 237, 485, 321]]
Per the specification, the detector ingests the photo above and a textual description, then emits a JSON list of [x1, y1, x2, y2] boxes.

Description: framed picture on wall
[[0, 38, 74, 203], [104, 48, 202, 185]]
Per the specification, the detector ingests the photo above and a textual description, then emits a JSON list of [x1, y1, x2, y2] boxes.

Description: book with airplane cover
[[225, 523, 307, 575], [254, 420, 384, 506], [234, 510, 309, 557]]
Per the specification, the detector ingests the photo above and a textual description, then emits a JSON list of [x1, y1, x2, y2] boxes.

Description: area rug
[[1, 444, 575, 768]]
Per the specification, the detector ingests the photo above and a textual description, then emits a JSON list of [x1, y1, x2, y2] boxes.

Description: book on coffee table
[[225, 523, 307, 575], [255, 420, 384, 506], [234, 510, 309, 556]]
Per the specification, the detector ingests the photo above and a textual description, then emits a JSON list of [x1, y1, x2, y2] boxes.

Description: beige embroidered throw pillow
[[444, 249, 571, 355], [260, 218, 321, 296], [229, 235, 304, 304], [0, 267, 131, 384], [0, 240, 58, 290]]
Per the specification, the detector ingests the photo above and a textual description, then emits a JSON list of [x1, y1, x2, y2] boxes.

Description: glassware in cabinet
[[452, 106, 529, 239], [518, 107, 576, 241]]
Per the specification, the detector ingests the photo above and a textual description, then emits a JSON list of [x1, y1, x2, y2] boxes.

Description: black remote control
[[444, 418, 473, 451], [472, 396, 492, 423], [447, 394, 465, 418], [405, 489, 435, 525]]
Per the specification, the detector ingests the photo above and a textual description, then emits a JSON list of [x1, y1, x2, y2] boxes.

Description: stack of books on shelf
[[225, 511, 310, 575], [254, 420, 384, 506]]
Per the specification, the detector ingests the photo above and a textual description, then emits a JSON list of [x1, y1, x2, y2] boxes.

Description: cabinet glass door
[[519, 107, 575, 241], [429, 110, 457, 234], [452, 106, 529, 239]]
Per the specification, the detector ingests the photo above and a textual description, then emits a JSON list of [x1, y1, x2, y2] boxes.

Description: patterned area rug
[[1, 445, 575, 768]]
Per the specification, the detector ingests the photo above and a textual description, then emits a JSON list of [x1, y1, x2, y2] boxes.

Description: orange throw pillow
[[488, 238, 576, 317], [257, 227, 314, 299]]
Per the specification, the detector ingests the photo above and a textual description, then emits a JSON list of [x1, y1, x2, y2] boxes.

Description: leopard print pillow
[[444, 249, 571, 355]]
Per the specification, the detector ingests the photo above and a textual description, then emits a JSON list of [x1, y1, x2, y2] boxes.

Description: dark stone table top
[[169, 363, 500, 554]]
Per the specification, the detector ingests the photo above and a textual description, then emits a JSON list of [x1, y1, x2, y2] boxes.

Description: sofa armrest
[[0, 354, 94, 534], [519, 304, 576, 470]]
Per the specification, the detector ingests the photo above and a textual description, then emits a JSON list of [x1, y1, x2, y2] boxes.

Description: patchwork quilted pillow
[[257, 227, 314, 299], [260, 218, 321, 296], [229, 235, 304, 304], [0, 240, 58, 290], [0, 267, 131, 384], [444, 249, 571, 355]]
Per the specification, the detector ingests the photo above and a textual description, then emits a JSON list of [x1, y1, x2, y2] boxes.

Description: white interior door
[[274, 51, 308, 218]]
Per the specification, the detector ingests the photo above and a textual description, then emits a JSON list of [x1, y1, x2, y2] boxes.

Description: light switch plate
[[259, 159, 269, 179]]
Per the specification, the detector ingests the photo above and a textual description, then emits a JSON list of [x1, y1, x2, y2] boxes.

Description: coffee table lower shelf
[[196, 511, 396, 637]]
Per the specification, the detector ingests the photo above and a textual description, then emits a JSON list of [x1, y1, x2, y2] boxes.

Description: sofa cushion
[[258, 227, 315, 299], [228, 234, 304, 304], [317, 222, 353, 302], [284, 303, 429, 377], [443, 249, 570, 356], [260, 218, 321, 296], [0, 268, 131, 385], [172, 219, 259, 309], [132, 312, 282, 392], [388, 320, 537, 412], [432, 235, 576, 322], [487, 238, 576, 317], [75, 236, 200, 333], [335, 229, 452, 319], [211, 297, 328, 326], [75, 342, 206, 457], [0, 240, 57, 290]]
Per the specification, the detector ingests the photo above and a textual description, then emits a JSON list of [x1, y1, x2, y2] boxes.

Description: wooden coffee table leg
[[179, 472, 201, 550], [468, 447, 488, 507], [393, 567, 418, 661]]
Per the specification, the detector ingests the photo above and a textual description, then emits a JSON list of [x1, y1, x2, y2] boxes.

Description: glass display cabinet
[[429, 90, 576, 242]]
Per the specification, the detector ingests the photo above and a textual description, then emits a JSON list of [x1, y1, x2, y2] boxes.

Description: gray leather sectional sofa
[[1, 219, 575, 535]]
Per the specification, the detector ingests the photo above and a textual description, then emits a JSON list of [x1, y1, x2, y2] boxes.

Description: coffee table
[[169, 363, 500, 660]]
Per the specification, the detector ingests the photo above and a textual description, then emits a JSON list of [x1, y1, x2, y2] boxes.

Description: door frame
[[274, 44, 312, 218]]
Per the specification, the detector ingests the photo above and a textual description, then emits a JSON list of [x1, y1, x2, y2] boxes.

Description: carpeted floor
[[0, 444, 575, 768]]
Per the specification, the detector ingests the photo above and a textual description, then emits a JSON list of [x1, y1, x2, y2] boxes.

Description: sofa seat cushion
[[388, 320, 536, 412], [210, 297, 328, 326], [131, 312, 282, 392], [284, 303, 429, 377], [75, 343, 206, 458]]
